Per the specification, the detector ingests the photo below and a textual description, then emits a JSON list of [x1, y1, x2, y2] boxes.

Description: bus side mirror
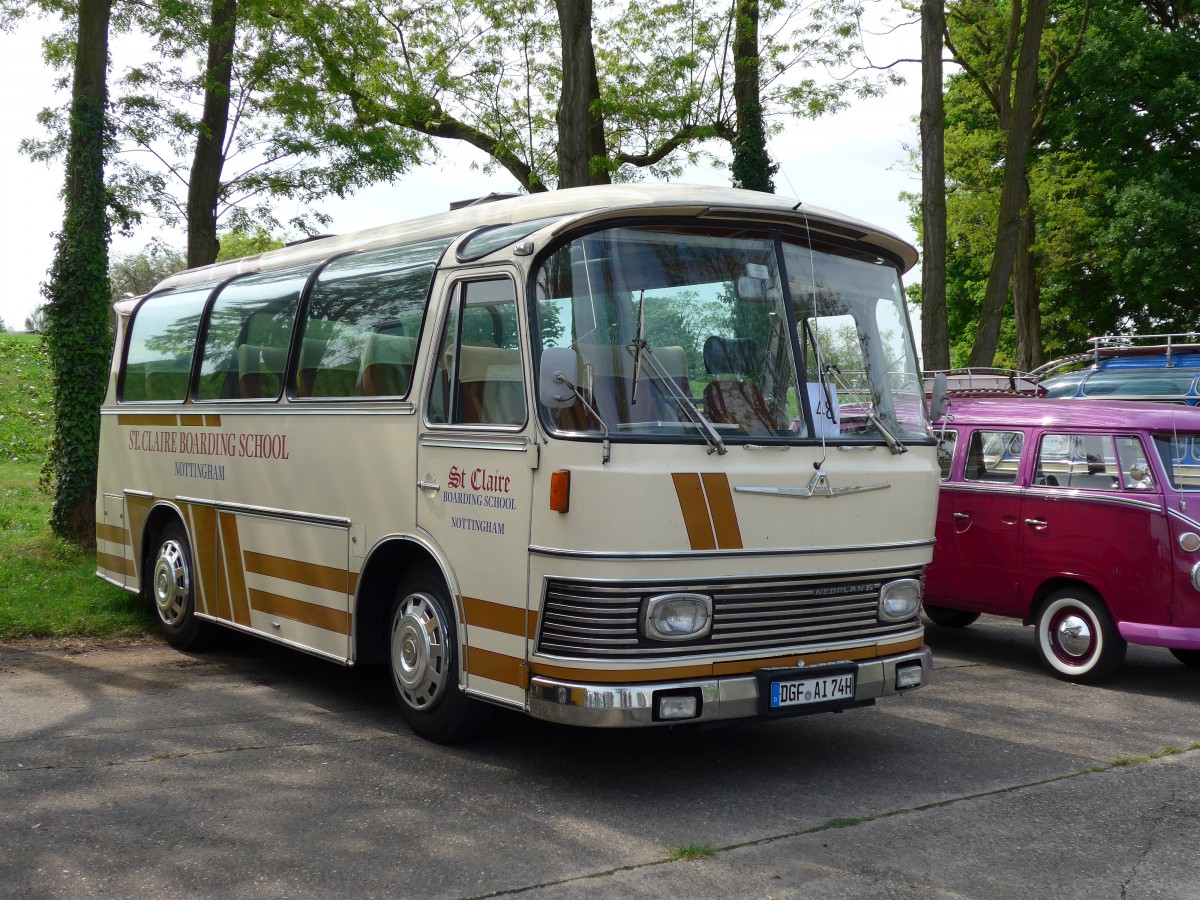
[[929, 372, 949, 421], [539, 347, 579, 409]]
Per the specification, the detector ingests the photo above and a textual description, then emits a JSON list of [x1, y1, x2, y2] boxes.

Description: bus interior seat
[[457, 344, 523, 423], [701, 335, 776, 431], [237, 344, 287, 399], [143, 359, 191, 402], [295, 337, 329, 398], [360, 332, 416, 397]]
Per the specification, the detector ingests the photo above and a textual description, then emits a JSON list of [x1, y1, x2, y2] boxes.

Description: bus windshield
[[533, 224, 928, 445]]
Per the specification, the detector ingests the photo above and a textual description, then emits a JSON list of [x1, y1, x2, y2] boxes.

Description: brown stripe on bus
[[529, 660, 715, 684], [465, 647, 527, 687], [671, 472, 717, 550], [462, 595, 538, 637], [218, 512, 253, 627], [96, 522, 126, 545], [97, 551, 135, 577], [701, 472, 744, 550], [186, 503, 220, 618], [116, 414, 180, 426], [249, 588, 351, 635], [179, 415, 207, 427], [244, 550, 351, 594]]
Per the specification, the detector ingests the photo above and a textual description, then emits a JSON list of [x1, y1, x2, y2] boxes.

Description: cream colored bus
[[96, 184, 937, 742]]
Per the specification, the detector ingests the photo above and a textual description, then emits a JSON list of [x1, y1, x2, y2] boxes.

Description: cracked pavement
[[2, 616, 1199, 899]]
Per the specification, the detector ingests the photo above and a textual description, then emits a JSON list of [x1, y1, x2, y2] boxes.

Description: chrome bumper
[[526, 646, 932, 728]]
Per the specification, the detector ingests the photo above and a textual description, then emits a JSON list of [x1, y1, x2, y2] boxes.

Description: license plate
[[769, 671, 856, 708]]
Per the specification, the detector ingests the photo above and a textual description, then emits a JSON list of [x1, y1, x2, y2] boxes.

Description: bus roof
[[149, 183, 919, 294], [938, 396, 1200, 431]]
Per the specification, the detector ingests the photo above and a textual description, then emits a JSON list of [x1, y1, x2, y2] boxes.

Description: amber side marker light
[[550, 469, 571, 513]]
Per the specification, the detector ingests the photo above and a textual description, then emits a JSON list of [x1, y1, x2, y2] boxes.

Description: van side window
[[963, 430, 1022, 484], [197, 267, 310, 401], [1036, 434, 1119, 490], [428, 278, 526, 426], [1115, 437, 1155, 490], [937, 429, 957, 480]]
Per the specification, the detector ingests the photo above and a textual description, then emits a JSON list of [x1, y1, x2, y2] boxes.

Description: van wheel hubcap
[[1053, 612, 1093, 661]]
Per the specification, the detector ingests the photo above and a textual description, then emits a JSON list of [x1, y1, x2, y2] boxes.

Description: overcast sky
[[0, 13, 923, 333]]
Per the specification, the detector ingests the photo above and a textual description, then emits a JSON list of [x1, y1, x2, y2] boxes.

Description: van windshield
[[533, 224, 929, 446], [1153, 434, 1200, 491]]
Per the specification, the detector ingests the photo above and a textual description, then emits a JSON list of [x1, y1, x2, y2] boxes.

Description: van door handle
[[417, 479, 441, 492], [953, 512, 970, 520], [1024, 518, 1048, 528]]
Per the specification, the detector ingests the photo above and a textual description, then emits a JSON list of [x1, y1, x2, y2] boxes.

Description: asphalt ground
[[2, 615, 1199, 899]]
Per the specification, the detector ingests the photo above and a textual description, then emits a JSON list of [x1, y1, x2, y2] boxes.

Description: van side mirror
[[539, 347, 579, 409], [929, 372, 949, 421]]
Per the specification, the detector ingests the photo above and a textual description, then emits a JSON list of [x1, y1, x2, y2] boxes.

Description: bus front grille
[[536, 569, 924, 659]]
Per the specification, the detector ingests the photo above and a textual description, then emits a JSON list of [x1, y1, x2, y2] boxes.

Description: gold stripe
[[529, 660, 715, 683], [219, 512, 252, 626], [462, 596, 537, 637], [672, 473, 716, 550], [701, 472, 743, 550], [249, 588, 351, 635], [205, 414, 222, 426], [97, 551, 135, 577], [117, 414, 179, 426], [96, 522, 125, 544], [244, 551, 350, 594], [187, 504, 219, 617], [125, 495, 153, 580], [466, 647, 526, 686], [179, 414, 206, 427]]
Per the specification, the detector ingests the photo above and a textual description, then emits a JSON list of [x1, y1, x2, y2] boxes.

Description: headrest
[[703, 336, 761, 376]]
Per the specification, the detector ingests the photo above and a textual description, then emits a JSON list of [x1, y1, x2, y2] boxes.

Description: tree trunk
[[555, 0, 609, 188], [730, 0, 775, 192], [919, 0, 949, 371], [43, 0, 113, 546], [967, 0, 1050, 368], [187, 0, 238, 268], [1013, 177, 1043, 370]]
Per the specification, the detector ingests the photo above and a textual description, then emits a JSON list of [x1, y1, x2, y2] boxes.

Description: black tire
[[388, 565, 492, 743], [1169, 648, 1200, 668], [1035, 587, 1126, 683], [145, 521, 217, 651], [924, 605, 981, 628]]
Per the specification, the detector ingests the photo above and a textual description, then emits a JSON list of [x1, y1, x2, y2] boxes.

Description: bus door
[[417, 273, 536, 704]]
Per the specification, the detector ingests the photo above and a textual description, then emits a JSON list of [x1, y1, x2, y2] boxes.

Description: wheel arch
[[352, 535, 459, 666], [137, 501, 191, 590], [1025, 576, 1106, 625]]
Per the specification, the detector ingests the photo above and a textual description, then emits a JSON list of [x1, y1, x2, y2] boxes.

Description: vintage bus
[[96, 184, 937, 742]]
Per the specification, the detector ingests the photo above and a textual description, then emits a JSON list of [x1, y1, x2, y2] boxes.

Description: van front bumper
[[526, 646, 932, 728]]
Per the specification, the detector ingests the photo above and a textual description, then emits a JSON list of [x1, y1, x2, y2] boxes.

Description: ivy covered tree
[[41, 0, 113, 545]]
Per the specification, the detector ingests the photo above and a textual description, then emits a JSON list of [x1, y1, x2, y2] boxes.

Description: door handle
[[1024, 518, 1048, 528], [953, 512, 970, 520], [417, 479, 441, 492]]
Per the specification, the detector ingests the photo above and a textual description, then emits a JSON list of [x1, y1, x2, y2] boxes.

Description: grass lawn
[[0, 333, 156, 641]]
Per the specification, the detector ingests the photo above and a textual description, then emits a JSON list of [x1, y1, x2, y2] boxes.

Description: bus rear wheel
[[388, 565, 491, 743], [146, 521, 216, 651]]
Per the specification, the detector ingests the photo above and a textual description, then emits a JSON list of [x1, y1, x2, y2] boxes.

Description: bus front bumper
[[526, 646, 932, 728]]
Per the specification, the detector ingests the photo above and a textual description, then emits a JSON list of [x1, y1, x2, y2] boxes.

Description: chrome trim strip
[[104, 405, 416, 416], [462, 686, 527, 711], [95, 570, 134, 592], [195, 614, 352, 666], [124, 489, 154, 498], [528, 539, 935, 560], [175, 496, 351, 528], [1168, 508, 1200, 531], [942, 482, 1165, 513], [735, 481, 892, 498], [419, 434, 531, 452], [525, 646, 931, 727]]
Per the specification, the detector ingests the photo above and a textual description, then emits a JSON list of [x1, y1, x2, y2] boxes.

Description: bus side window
[[120, 285, 214, 403], [429, 278, 526, 427], [197, 267, 310, 401]]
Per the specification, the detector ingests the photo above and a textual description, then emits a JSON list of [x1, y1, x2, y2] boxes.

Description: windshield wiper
[[627, 343, 727, 455]]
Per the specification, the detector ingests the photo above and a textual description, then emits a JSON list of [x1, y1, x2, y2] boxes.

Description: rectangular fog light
[[896, 664, 923, 689], [657, 694, 699, 720]]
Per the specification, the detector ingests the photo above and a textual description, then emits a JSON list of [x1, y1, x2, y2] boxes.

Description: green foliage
[[109, 244, 186, 301], [731, 100, 777, 192], [0, 335, 53, 464], [216, 228, 286, 262], [667, 843, 716, 861]]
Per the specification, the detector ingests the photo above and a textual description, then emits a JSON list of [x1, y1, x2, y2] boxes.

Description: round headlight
[[1180, 532, 1200, 553], [879, 579, 922, 622], [642, 593, 713, 641], [1191, 562, 1200, 593]]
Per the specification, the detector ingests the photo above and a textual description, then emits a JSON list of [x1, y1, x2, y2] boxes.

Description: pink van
[[925, 396, 1200, 682]]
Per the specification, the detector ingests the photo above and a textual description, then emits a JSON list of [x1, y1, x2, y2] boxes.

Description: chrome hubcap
[[1055, 613, 1093, 659], [153, 540, 190, 628], [391, 592, 448, 710]]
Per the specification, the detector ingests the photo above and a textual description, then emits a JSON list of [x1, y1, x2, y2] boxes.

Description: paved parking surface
[[2, 616, 1199, 898]]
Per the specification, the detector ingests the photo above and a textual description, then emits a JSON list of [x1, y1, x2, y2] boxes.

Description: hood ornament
[[735, 470, 891, 499]]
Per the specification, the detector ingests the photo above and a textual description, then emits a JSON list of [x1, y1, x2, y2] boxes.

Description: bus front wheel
[[146, 521, 216, 651], [388, 565, 492, 743]]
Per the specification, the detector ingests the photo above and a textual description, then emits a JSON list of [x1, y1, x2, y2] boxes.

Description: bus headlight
[[879, 579, 922, 622], [642, 593, 713, 641]]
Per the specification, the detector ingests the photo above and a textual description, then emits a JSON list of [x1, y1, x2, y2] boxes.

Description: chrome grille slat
[[537, 569, 921, 660]]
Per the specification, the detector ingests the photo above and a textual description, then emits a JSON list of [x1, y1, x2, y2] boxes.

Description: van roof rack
[[1032, 332, 1200, 378], [923, 368, 1044, 398]]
